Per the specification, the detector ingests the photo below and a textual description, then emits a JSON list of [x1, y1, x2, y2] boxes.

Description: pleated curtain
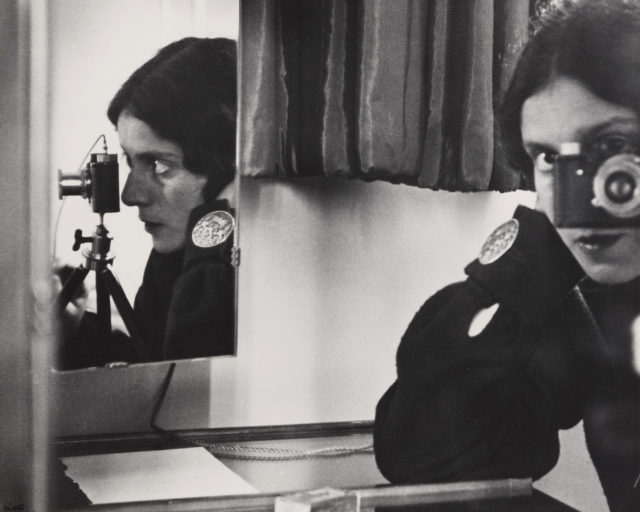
[[240, 0, 532, 191]]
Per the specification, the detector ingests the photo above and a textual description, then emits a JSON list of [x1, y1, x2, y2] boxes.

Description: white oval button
[[191, 210, 235, 248]]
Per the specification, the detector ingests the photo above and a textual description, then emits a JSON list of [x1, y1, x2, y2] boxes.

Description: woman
[[374, 1, 640, 511], [108, 37, 237, 362], [59, 37, 237, 368]]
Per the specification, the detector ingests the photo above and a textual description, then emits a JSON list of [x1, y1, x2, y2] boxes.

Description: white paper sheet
[[62, 447, 258, 504]]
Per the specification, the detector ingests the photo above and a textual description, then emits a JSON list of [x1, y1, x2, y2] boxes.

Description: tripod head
[[72, 223, 115, 272]]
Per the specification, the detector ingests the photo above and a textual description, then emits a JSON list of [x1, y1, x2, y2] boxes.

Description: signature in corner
[[4, 505, 25, 511]]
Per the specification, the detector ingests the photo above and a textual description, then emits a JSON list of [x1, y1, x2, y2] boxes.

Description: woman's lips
[[574, 233, 624, 251]]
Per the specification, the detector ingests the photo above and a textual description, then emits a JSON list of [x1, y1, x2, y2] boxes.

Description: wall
[[232, 179, 532, 425]]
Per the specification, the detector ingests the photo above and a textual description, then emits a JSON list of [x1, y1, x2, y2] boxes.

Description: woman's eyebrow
[[523, 116, 640, 155], [577, 116, 640, 140], [129, 150, 181, 161]]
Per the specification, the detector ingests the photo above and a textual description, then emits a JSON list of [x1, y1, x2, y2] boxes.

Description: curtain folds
[[240, 0, 532, 191]]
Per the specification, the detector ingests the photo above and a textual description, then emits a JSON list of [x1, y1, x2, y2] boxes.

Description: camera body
[[59, 153, 120, 214], [553, 142, 640, 227]]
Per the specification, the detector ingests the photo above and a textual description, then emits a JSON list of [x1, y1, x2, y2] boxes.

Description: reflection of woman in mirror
[[58, 38, 236, 369], [374, 1, 640, 510]]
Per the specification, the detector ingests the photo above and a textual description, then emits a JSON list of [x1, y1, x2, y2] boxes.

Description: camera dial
[[592, 153, 640, 218]]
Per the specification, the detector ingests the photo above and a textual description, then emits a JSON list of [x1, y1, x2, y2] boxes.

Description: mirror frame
[[0, 0, 51, 508]]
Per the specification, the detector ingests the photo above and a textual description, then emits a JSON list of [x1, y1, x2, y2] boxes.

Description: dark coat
[[374, 206, 640, 512]]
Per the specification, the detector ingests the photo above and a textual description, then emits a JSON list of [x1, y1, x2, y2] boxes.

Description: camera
[[58, 152, 120, 214], [553, 142, 640, 227]]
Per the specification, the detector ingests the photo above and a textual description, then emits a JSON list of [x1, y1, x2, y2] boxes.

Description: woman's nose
[[121, 170, 151, 207]]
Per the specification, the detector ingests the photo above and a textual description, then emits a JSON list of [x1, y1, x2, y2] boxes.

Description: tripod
[[55, 218, 150, 362]]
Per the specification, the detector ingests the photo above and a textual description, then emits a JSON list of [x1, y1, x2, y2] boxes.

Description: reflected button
[[191, 210, 235, 248]]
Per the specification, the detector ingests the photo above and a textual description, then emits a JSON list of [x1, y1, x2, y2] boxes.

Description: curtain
[[240, 0, 532, 191]]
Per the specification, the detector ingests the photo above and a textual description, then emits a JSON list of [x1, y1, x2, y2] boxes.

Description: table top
[[57, 422, 579, 512]]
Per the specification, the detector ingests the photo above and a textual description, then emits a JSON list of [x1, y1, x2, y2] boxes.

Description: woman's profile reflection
[[57, 37, 237, 370]]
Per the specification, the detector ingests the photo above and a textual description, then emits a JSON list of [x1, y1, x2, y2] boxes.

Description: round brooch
[[191, 211, 235, 248], [478, 218, 519, 265]]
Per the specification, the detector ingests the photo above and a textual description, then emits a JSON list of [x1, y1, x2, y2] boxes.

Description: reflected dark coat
[[58, 199, 235, 369], [134, 199, 235, 361]]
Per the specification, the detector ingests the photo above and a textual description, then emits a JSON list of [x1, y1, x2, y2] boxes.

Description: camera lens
[[593, 154, 640, 218], [605, 171, 636, 203]]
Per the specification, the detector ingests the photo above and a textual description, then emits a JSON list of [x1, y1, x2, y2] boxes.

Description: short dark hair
[[107, 37, 236, 201], [500, 0, 640, 189]]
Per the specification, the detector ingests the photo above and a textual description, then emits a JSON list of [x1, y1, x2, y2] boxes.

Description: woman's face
[[117, 112, 207, 253], [521, 76, 640, 284]]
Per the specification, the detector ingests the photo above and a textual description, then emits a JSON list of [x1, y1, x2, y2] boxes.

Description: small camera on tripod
[[55, 141, 149, 362], [554, 142, 640, 227], [58, 152, 120, 214]]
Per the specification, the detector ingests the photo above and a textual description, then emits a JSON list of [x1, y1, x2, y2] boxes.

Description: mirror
[[50, 0, 239, 371]]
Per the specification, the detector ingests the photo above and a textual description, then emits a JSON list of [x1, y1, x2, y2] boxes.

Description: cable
[[150, 364, 374, 461], [52, 197, 67, 262], [204, 442, 374, 462]]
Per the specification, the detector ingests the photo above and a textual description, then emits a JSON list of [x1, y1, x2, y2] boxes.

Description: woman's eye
[[593, 134, 633, 157], [153, 160, 171, 175], [534, 152, 556, 173]]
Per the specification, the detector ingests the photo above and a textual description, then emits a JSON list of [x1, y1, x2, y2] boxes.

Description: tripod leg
[[95, 270, 112, 333], [100, 268, 150, 362], [55, 266, 89, 315]]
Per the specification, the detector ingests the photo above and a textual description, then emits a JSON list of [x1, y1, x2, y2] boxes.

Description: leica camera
[[58, 153, 120, 214], [553, 142, 640, 227]]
